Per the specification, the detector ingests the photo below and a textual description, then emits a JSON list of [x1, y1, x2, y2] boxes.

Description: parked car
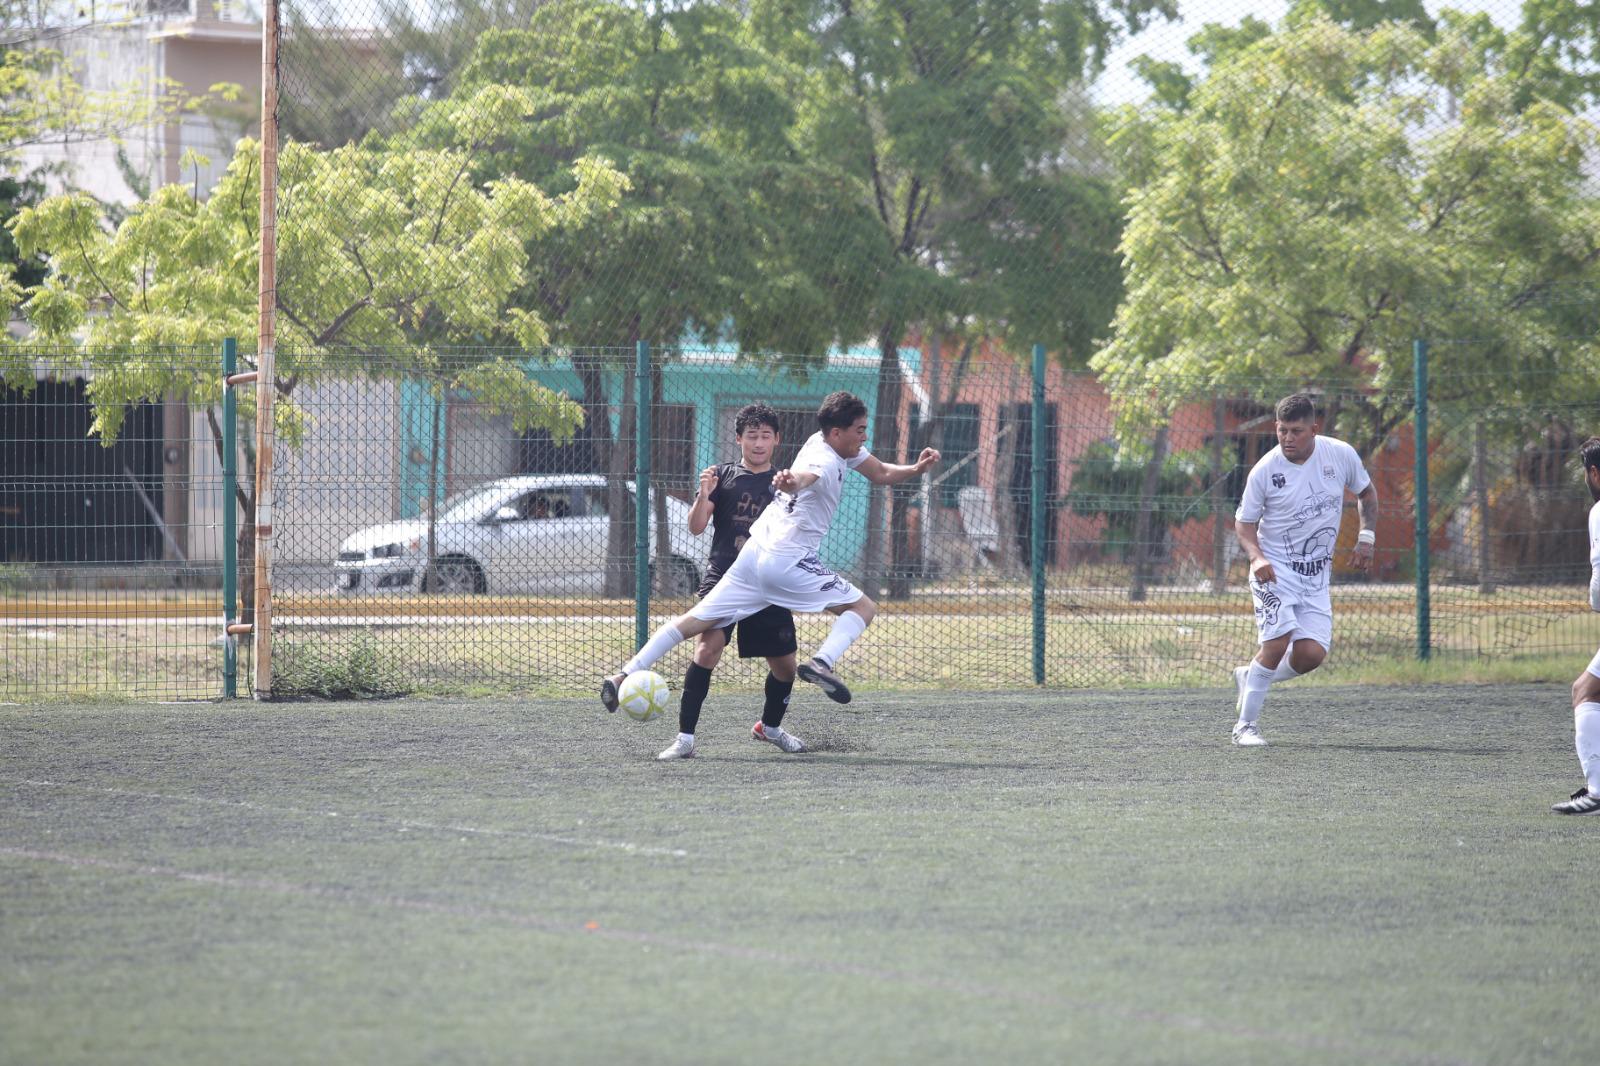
[[334, 475, 708, 596]]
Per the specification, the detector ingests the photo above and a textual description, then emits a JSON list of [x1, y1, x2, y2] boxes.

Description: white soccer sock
[[678, 732, 695, 744], [1575, 702, 1600, 793], [1239, 661, 1274, 725], [1271, 658, 1300, 683], [622, 624, 686, 674], [815, 611, 869, 668]]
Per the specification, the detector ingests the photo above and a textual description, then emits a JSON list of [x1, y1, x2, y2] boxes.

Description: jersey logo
[[1322, 464, 1336, 480], [1271, 473, 1286, 488]]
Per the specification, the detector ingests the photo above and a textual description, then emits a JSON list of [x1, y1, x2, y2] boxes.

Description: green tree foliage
[[1067, 437, 1211, 556], [1096, 17, 1600, 450]]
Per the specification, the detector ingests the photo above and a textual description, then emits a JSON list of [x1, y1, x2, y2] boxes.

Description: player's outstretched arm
[[1349, 484, 1378, 572], [773, 469, 820, 494], [856, 448, 941, 486], [1236, 519, 1275, 584]]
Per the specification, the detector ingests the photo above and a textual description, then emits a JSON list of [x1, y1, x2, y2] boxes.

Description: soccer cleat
[[1233, 665, 1248, 719], [600, 674, 623, 713], [657, 736, 696, 761], [752, 721, 806, 753], [1231, 721, 1267, 747], [1552, 787, 1600, 815], [797, 658, 852, 704]]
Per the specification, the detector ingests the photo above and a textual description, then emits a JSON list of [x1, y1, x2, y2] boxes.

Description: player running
[[601, 391, 940, 748], [656, 403, 801, 761], [1231, 393, 1378, 746], [1551, 437, 1600, 814]]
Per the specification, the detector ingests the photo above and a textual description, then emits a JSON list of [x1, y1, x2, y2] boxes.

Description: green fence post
[[222, 337, 238, 698], [1031, 343, 1047, 685], [1414, 337, 1431, 661], [635, 340, 651, 650]]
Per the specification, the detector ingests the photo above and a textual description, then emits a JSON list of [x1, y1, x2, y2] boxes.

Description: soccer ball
[[618, 670, 670, 722]]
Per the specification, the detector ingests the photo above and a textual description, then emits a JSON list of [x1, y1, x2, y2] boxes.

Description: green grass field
[[4, 683, 1597, 1064]]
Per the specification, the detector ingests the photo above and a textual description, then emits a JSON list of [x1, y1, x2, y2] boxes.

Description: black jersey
[[701, 462, 778, 593]]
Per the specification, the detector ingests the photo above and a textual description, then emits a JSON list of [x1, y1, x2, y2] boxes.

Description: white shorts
[[688, 543, 863, 627], [1249, 579, 1333, 651], [1586, 647, 1600, 680]]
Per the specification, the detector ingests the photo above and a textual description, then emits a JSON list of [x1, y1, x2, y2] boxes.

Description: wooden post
[[253, 0, 279, 700]]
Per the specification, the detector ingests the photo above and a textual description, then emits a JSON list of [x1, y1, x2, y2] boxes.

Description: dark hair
[[1275, 393, 1316, 424], [734, 402, 781, 437], [817, 391, 868, 431], [1581, 437, 1600, 474]]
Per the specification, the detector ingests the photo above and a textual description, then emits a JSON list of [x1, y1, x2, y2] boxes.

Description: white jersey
[[749, 432, 870, 557], [1236, 436, 1371, 600], [1588, 500, 1600, 612]]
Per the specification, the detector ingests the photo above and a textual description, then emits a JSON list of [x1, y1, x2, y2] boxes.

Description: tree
[[1095, 17, 1600, 454], [751, 0, 1164, 597], [430, 0, 883, 595], [4, 97, 626, 610], [1066, 437, 1211, 598]]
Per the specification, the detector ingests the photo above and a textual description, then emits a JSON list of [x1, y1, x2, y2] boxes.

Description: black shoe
[[1552, 787, 1600, 815], [600, 676, 621, 713], [797, 658, 851, 705]]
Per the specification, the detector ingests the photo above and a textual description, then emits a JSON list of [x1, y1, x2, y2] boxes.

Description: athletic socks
[[816, 611, 869, 669], [1270, 658, 1301, 683], [679, 662, 713, 735], [761, 672, 794, 729], [1239, 661, 1274, 725], [1576, 702, 1600, 794], [622, 623, 686, 675]]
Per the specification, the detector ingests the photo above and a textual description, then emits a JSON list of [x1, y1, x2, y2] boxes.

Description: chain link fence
[[7, 0, 1600, 698]]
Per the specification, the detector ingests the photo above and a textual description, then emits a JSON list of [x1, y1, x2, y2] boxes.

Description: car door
[[486, 487, 587, 593]]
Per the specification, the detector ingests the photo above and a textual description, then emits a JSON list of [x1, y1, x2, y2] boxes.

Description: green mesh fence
[[6, 0, 1600, 699]]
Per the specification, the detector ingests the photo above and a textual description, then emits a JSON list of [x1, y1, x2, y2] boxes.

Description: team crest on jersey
[[1322, 464, 1336, 480], [1271, 473, 1286, 488]]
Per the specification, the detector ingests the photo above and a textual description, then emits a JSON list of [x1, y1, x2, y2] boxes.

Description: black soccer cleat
[[797, 657, 851, 705], [1552, 787, 1600, 815], [600, 675, 621, 714]]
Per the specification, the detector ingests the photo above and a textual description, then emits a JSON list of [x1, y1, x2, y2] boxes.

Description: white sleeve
[[1590, 506, 1600, 612], [1345, 442, 1372, 494], [795, 442, 831, 477], [1236, 462, 1267, 524], [845, 446, 872, 470]]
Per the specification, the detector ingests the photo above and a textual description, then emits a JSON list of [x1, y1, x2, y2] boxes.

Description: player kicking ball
[[656, 403, 802, 761], [601, 391, 939, 751], [1231, 393, 1378, 746], [1551, 438, 1600, 813]]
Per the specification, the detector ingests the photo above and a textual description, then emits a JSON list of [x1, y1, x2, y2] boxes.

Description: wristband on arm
[[1357, 529, 1376, 547]]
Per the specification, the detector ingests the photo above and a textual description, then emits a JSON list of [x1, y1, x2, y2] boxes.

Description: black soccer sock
[[679, 663, 713, 735], [761, 672, 795, 729]]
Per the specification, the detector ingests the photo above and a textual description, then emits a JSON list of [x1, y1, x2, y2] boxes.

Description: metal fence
[[4, 341, 1599, 702]]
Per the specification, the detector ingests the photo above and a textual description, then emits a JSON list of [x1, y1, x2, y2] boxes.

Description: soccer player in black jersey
[[657, 402, 802, 760]]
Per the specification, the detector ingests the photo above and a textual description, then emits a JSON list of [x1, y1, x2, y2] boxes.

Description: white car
[[334, 475, 709, 596]]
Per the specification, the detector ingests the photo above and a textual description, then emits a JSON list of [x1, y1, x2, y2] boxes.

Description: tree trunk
[[1474, 418, 1494, 595], [861, 327, 903, 596], [991, 381, 1022, 573], [1130, 425, 1170, 602]]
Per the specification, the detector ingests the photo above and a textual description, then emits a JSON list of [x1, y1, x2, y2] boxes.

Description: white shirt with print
[[749, 432, 870, 557], [1588, 499, 1600, 611], [1236, 436, 1371, 602]]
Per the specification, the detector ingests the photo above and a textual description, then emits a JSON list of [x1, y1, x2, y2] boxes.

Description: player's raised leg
[[602, 612, 719, 713], [799, 598, 876, 705], [1553, 656, 1600, 813]]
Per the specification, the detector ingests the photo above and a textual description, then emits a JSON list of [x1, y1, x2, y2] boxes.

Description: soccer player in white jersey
[[1551, 437, 1600, 814], [600, 391, 940, 750], [1231, 393, 1378, 746]]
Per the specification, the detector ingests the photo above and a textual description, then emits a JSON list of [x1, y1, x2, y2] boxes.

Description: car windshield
[[438, 486, 517, 523]]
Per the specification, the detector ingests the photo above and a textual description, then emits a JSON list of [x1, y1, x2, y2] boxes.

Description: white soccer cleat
[[751, 721, 806, 753], [1231, 721, 1267, 747], [1233, 665, 1248, 719], [656, 736, 696, 761]]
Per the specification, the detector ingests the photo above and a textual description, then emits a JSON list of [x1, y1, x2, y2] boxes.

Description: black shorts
[[717, 603, 798, 659]]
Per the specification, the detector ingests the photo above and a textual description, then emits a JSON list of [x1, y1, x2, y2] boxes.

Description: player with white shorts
[[600, 391, 940, 743], [1230, 393, 1378, 747], [1551, 437, 1600, 814]]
